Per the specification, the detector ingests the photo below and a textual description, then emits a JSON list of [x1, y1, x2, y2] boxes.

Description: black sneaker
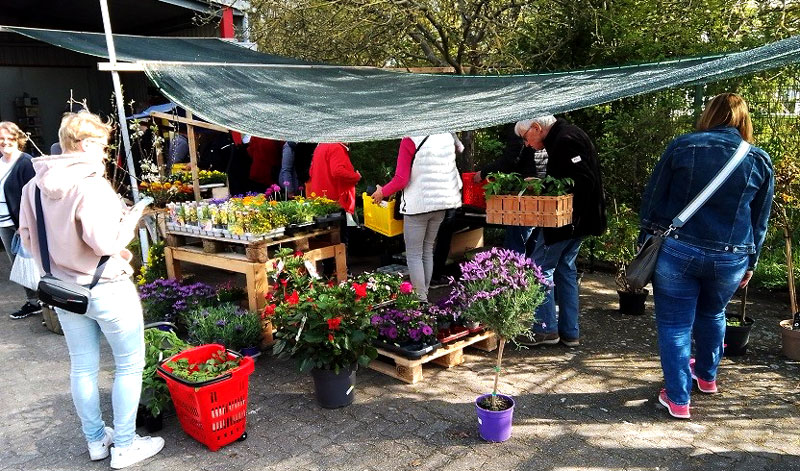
[[9, 301, 42, 319], [515, 332, 560, 347]]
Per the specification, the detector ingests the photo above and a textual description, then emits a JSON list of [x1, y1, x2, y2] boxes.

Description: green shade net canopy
[[6, 25, 800, 142]]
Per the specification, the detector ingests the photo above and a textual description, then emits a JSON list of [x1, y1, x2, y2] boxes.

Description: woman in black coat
[[0, 122, 39, 319]]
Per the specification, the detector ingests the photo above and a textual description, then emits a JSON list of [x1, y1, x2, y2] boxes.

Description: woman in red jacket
[[308, 142, 361, 213]]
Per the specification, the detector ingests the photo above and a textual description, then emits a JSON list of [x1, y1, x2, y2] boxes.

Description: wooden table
[[164, 227, 347, 345]]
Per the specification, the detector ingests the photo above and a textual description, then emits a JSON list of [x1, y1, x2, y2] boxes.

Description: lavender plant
[[139, 279, 216, 326], [449, 247, 550, 409]]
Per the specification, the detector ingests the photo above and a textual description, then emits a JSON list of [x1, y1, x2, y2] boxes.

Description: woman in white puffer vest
[[371, 133, 462, 302]]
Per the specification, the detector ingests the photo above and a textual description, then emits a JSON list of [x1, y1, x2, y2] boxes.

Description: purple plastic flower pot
[[475, 393, 515, 442]]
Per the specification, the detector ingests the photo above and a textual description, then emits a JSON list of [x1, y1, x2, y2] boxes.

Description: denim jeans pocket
[[655, 244, 693, 280], [713, 255, 748, 282]]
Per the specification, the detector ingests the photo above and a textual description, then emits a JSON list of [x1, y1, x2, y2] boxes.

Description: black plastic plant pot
[[136, 405, 164, 433], [314, 212, 345, 224], [617, 289, 649, 316], [310, 365, 357, 409], [374, 340, 442, 359], [724, 315, 754, 357]]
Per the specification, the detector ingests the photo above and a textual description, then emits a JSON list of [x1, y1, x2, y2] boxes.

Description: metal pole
[[693, 84, 705, 120], [98, 0, 150, 261]]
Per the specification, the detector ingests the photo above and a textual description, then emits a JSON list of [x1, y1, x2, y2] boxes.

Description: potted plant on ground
[[600, 201, 649, 315], [186, 303, 264, 357], [138, 327, 188, 432], [724, 287, 754, 356], [772, 155, 800, 359], [268, 249, 379, 408], [447, 247, 550, 442]]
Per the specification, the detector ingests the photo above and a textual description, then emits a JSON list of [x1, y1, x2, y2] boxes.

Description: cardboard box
[[448, 227, 484, 259]]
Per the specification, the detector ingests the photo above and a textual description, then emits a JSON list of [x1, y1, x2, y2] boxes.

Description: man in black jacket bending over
[[473, 123, 548, 257], [515, 116, 606, 347]]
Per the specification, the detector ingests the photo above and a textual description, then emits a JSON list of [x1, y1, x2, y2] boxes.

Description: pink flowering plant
[[449, 247, 551, 410], [349, 272, 419, 309]]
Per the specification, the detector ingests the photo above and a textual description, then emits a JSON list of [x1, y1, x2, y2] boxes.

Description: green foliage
[[472, 128, 505, 167], [137, 240, 167, 286], [142, 329, 188, 417], [588, 202, 643, 292], [165, 349, 242, 384], [349, 139, 400, 195], [483, 172, 573, 197], [187, 304, 263, 352]]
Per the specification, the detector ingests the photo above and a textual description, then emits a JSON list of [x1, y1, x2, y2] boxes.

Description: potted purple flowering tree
[[448, 247, 549, 442], [371, 307, 440, 359]]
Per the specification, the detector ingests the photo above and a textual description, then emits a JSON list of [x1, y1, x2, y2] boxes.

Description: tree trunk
[[785, 224, 797, 315], [491, 337, 506, 409], [459, 130, 475, 171]]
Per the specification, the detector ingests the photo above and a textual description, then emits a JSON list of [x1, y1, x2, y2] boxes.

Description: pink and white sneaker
[[658, 389, 690, 419], [689, 358, 718, 394]]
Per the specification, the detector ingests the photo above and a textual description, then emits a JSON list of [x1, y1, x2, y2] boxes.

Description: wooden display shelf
[[368, 331, 497, 384], [166, 226, 342, 263], [164, 227, 347, 346]]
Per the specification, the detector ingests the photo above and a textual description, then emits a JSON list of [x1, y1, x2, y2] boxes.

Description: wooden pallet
[[368, 331, 497, 384]]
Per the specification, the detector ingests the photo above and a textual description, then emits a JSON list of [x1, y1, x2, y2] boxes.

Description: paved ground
[[1, 254, 799, 471]]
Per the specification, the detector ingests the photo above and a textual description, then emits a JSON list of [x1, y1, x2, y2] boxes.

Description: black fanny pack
[[35, 187, 108, 314]]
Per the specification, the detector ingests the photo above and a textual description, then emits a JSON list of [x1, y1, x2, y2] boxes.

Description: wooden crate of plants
[[485, 194, 573, 227], [369, 330, 497, 384]]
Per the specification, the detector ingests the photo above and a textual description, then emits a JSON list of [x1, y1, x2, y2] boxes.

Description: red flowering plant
[[268, 249, 379, 373]]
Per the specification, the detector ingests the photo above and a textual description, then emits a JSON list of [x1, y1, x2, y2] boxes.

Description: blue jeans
[[57, 279, 145, 448], [504, 226, 535, 258], [531, 231, 583, 339], [653, 237, 748, 405]]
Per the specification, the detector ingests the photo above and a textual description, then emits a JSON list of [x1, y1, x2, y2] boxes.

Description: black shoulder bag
[[626, 140, 751, 291], [393, 136, 430, 220], [35, 187, 109, 314]]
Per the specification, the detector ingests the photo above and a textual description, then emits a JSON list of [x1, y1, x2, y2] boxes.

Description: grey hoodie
[[18, 153, 137, 285]]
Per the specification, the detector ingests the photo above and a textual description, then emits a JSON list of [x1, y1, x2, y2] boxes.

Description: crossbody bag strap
[[399, 136, 430, 212], [664, 140, 751, 236], [35, 187, 110, 288], [34, 187, 52, 276]]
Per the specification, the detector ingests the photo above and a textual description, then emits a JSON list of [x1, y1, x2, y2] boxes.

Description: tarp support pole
[[185, 111, 202, 201], [99, 0, 149, 263], [694, 84, 705, 119]]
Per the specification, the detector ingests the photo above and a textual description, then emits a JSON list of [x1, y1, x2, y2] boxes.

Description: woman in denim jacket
[[639, 93, 774, 419]]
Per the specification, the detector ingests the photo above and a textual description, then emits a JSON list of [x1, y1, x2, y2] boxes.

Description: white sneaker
[[87, 427, 114, 461], [110, 435, 165, 469]]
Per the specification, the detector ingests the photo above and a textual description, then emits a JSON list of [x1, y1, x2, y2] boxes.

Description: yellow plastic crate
[[362, 192, 403, 237]]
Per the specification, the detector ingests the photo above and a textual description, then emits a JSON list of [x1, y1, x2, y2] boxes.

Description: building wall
[[0, 66, 150, 153]]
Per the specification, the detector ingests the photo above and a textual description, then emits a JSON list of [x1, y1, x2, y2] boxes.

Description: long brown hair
[[696, 93, 754, 142]]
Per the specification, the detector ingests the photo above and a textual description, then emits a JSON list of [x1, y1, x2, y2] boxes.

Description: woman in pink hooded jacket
[[18, 111, 164, 469]]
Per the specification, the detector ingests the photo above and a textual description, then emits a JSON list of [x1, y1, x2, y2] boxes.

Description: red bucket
[[157, 344, 255, 451], [462, 172, 487, 209]]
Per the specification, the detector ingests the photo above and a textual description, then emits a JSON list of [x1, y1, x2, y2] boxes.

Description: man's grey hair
[[515, 116, 557, 137]]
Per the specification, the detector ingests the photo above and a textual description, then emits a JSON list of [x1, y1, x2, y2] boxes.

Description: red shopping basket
[[157, 344, 255, 451], [462, 172, 487, 209]]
